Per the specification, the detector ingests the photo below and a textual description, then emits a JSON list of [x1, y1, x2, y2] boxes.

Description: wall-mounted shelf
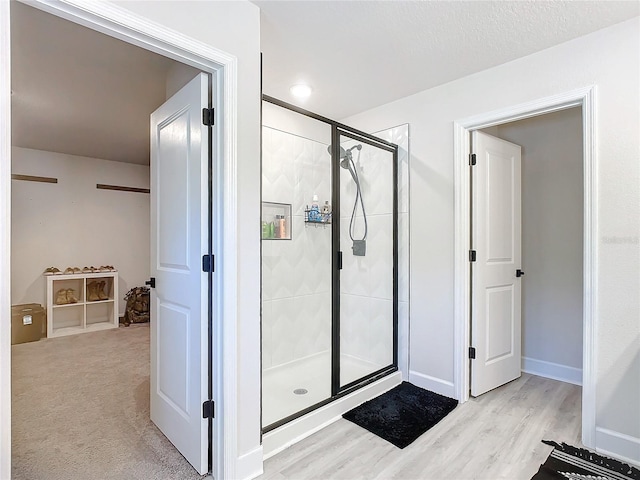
[[262, 202, 292, 240], [304, 208, 332, 226]]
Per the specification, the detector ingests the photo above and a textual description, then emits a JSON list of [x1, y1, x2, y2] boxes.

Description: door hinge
[[469, 250, 477, 262], [202, 400, 214, 419], [469, 347, 476, 359], [145, 277, 156, 288], [202, 254, 214, 273], [337, 251, 343, 270], [469, 153, 476, 166], [202, 107, 215, 126]]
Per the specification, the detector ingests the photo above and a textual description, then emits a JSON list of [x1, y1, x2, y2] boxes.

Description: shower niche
[[262, 202, 292, 240], [261, 96, 398, 432]]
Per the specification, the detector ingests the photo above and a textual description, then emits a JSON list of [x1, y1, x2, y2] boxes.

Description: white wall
[[489, 108, 583, 384], [343, 18, 640, 462], [11, 147, 150, 317]]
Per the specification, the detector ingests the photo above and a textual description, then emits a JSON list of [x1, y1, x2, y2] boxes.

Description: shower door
[[334, 129, 398, 391]]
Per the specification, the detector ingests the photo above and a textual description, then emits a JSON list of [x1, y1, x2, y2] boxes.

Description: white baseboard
[[408, 370, 455, 398], [595, 427, 640, 467], [521, 356, 582, 386], [262, 371, 402, 459], [238, 445, 264, 480]]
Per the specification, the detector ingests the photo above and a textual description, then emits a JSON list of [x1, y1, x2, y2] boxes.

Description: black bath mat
[[343, 381, 457, 449], [532, 440, 640, 480]]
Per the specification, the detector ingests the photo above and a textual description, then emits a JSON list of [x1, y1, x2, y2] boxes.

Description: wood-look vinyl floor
[[259, 373, 582, 480]]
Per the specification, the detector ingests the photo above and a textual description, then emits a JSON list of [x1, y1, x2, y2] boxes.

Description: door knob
[[516, 269, 525, 278]]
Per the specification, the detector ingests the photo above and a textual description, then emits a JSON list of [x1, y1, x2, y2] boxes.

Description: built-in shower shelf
[[262, 201, 292, 240]]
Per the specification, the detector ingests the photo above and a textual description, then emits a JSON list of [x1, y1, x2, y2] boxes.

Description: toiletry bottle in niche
[[278, 215, 286, 239], [274, 215, 281, 238]]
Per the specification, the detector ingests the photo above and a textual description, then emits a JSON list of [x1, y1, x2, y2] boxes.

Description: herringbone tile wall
[[262, 127, 333, 369], [261, 124, 410, 379]]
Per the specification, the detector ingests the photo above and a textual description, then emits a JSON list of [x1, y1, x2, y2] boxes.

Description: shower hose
[[347, 148, 367, 243]]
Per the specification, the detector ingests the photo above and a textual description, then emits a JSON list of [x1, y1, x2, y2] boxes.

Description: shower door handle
[[337, 251, 343, 270]]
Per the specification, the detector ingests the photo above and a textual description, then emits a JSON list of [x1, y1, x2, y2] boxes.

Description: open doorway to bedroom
[[9, 3, 208, 478]]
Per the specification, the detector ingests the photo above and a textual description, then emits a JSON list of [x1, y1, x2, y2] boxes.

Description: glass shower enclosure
[[261, 97, 398, 431]]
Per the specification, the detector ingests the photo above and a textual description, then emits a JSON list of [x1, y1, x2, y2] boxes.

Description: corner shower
[[261, 96, 398, 431]]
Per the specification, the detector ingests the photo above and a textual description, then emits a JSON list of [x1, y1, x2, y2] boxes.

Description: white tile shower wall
[[339, 125, 410, 377], [340, 139, 394, 371], [262, 127, 332, 370], [377, 125, 410, 379]]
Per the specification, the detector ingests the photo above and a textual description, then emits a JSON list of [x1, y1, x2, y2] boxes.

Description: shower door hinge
[[469, 153, 476, 166], [337, 251, 343, 270], [202, 107, 215, 126], [469, 347, 476, 359], [469, 250, 477, 262], [202, 254, 214, 273], [202, 400, 214, 419]]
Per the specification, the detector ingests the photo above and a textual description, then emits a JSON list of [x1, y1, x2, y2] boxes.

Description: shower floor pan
[[262, 350, 384, 428]]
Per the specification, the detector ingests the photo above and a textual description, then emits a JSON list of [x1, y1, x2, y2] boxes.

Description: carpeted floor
[[11, 324, 206, 480]]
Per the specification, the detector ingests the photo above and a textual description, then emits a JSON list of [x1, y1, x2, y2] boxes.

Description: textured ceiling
[[11, 2, 178, 165], [10, 1, 640, 164], [256, 0, 640, 119]]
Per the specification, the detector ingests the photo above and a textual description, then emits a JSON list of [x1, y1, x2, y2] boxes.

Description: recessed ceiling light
[[290, 84, 313, 99]]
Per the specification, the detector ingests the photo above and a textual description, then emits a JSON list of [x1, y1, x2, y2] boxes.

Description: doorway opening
[[472, 108, 584, 397], [453, 86, 597, 449], [4, 1, 236, 477]]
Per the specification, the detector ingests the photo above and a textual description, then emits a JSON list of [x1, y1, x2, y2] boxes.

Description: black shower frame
[[261, 95, 399, 434]]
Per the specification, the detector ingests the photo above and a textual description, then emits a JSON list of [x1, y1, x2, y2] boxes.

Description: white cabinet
[[46, 272, 119, 338]]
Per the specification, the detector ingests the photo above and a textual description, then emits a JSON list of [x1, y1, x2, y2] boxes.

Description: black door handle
[[516, 269, 525, 278], [145, 277, 156, 288]]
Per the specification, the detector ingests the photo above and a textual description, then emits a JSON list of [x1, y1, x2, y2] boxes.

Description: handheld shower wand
[[328, 143, 367, 256]]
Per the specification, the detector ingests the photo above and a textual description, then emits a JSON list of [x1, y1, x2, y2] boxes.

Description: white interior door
[[471, 131, 522, 397], [150, 73, 210, 474]]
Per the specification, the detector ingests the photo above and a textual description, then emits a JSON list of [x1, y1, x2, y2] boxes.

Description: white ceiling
[[11, 2, 183, 165], [10, 1, 639, 165], [256, 0, 640, 119]]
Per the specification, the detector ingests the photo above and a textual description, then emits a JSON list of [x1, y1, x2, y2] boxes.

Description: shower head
[[326, 144, 362, 161], [326, 144, 362, 180]]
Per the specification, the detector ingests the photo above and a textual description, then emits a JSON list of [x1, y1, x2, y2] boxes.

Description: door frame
[[0, 2, 240, 478], [452, 86, 597, 448]]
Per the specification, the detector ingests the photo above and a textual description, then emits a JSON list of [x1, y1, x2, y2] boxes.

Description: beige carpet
[[12, 324, 206, 480]]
